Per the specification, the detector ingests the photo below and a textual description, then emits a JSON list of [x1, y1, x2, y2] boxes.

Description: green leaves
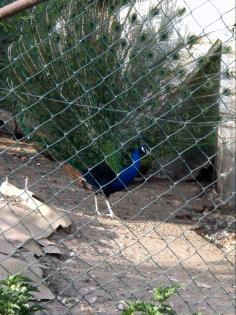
[[153, 285, 179, 303], [120, 285, 205, 315], [0, 274, 44, 315], [121, 285, 179, 315], [122, 301, 161, 315]]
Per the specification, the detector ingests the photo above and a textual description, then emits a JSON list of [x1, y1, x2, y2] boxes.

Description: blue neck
[[110, 149, 141, 190], [130, 149, 141, 168]]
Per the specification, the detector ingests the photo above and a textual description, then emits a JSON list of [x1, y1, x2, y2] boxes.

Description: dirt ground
[[0, 137, 235, 315]]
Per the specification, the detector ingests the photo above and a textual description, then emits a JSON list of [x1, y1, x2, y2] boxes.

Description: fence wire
[[0, 0, 235, 314]]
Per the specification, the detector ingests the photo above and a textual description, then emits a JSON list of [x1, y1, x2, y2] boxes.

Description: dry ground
[[0, 137, 235, 315]]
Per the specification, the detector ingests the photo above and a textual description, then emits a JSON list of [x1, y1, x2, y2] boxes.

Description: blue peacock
[[82, 143, 150, 216], [5, 0, 213, 216], [62, 141, 150, 217]]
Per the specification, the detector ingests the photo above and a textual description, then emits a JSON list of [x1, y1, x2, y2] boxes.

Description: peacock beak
[[146, 145, 151, 155]]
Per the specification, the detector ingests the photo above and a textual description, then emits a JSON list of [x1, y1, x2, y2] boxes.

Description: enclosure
[[0, 0, 235, 314]]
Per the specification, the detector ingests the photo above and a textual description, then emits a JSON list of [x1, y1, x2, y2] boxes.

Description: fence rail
[[0, 0, 47, 20]]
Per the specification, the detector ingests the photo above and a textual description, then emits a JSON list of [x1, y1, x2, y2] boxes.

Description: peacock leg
[[94, 194, 102, 216], [105, 197, 114, 217]]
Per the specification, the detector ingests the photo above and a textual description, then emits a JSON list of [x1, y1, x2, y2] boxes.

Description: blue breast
[[110, 149, 141, 191]]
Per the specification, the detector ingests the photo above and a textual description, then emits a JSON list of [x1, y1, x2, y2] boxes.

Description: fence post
[[216, 34, 236, 208], [217, 98, 236, 207], [0, 0, 47, 20]]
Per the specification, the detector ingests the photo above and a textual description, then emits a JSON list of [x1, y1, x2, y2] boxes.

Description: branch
[[0, 0, 47, 21]]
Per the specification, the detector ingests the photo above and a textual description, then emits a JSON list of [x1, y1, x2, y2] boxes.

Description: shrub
[[0, 274, 44, 315]]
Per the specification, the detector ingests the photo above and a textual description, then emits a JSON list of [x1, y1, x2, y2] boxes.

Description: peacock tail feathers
[[3, 0, 224, 173]]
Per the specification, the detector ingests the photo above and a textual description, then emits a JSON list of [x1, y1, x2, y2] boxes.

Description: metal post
[[0, 0, 47, 21]]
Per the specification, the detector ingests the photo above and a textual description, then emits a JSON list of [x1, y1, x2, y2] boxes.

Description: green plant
[[0, 274, 44, 315], [121, 285, 179, 315], [121, 285, 206, 315]]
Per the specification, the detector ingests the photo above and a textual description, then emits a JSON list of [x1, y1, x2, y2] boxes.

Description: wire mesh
[[0, 0, 235, 314]]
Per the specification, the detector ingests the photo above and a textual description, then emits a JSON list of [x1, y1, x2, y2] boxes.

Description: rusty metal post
[[0, 0, 47, 20]]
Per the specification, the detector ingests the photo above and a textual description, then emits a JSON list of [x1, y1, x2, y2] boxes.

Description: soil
[[0, 137, 235, 315]]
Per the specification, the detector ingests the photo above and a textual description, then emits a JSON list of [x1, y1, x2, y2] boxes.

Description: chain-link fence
[[0, 0, 235, 314]]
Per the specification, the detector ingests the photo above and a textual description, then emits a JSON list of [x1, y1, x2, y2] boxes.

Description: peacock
[[64, 143, 151, 217], [3, 0, 222, 215]]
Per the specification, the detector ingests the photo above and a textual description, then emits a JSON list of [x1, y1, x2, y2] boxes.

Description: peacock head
[[138, 143, 151, 156], [130, 142, 150, 162]]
